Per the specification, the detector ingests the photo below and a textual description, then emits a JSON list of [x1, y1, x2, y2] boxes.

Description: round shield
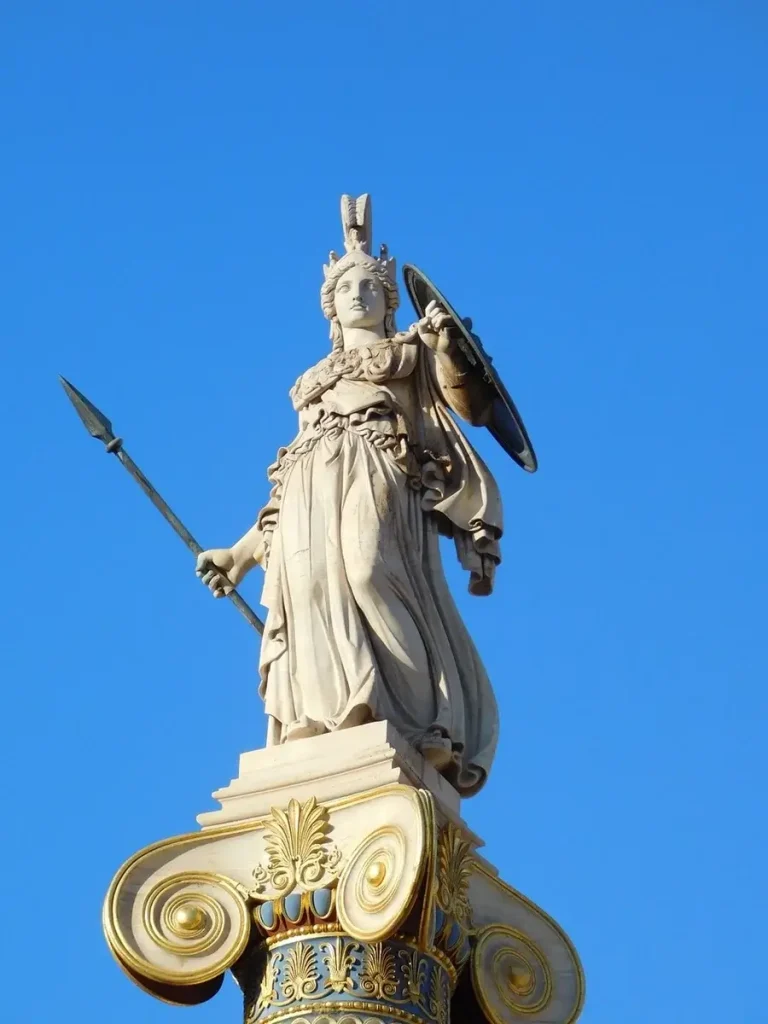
[[402, 264, 538, 473]]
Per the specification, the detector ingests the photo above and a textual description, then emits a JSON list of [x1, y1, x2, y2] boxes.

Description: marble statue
[[87, 195, 583, 1024], [196, 196, 504, 796]]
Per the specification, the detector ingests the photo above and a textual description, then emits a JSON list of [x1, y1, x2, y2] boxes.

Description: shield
[[402, 264, 538, 473]]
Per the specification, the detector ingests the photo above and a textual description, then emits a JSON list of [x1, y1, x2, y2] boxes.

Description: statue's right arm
[[231, 522, 266, 575], [195, 523, 265, 599]]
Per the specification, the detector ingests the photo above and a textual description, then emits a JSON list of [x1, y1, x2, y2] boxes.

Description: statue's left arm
[[432, 345, 494, 425], [417, 300, 494, 425]]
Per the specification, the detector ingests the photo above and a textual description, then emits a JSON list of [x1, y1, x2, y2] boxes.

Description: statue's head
[[321, 195, 399, 350]]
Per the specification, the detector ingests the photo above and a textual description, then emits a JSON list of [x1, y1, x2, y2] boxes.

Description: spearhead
[[59, 373, 265, 634], [59, 376, 120, 450]]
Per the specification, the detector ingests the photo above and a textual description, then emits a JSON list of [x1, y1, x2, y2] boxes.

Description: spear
[[59, 376, 264, 635]]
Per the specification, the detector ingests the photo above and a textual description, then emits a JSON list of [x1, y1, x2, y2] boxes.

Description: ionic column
[[103, 722, 584, 1024]]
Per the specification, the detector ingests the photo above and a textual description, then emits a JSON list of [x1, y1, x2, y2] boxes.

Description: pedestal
[[103, 723, 584, 1023]]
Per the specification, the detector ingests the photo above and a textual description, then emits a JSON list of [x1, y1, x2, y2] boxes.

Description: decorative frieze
[[243, 933, 451, 1024]]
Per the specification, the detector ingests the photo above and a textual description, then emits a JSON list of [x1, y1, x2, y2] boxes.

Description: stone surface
[[197, 721, 467, 830], [98, 193, 583, 1022], [103, 764, 584, 1023], [195, 194, 504, 796]]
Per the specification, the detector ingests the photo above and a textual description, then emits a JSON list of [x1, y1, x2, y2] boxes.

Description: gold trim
[[500, 949, 535, 998], [321, 936, 362, 994], [262, 928, 457, 989], [366, 860, 387, 888], [267, 925, 348, 948], [416, 790, 438, 952], [103, 784, 424, 994], [107, 785, 424, 877], [206, 783, 427, 840], [251, 998, 440, 1024], [435, 823, 473, 929], [108, 944, 223, 1007], [470, 861, 586, 1022], [103, 870, 250, 987], [416, 942, 455, 989], [354, 828, 404, 912], [145, 883, 226, 956], [167, 900, 209, 938], [282, 941, 320, 1001], [284, 1018, 395, 1024], [337, 803, 427, 943], [251, 797, 341, 898], [252, 934, 452, 1016], [359, 942, 398, 999], [473, 926, 552, 1017]]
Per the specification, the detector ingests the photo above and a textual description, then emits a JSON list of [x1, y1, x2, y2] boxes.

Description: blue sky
[[2, 2, 767, 1021]]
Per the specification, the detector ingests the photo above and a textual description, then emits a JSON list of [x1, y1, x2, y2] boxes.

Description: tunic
[[256, 330, 502, 795]]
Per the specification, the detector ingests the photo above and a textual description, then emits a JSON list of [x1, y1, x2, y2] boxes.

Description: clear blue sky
[[2, 2, 766, 1022]]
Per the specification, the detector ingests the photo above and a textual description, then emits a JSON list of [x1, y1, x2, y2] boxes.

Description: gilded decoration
[[398, 949, 427, 1004], [359, 943, 398, 1000], [472, 924, 554, 1022], [251, 798, 342, 898], [245, 933, 451, 1024], [286, 1018, 391, 1024], [435, 824, 473, 929], [254, 886, 337, 937], [415, 791, 439, 952], [469, 861, 585, 1024], [283, 943, 321, 1001], [426, 969, 449, 1024], [255, 954, 283, 1015], [321, 938, 362, 993], [104, 868, 251, 990], [337, 819, 425, 942]]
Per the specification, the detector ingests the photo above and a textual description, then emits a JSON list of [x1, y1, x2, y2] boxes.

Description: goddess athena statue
[[196, 196, 504, 795]]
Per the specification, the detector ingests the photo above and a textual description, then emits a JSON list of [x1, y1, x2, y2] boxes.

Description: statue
[[66, 195, 584, 1024], [194, 195, 533, 796]]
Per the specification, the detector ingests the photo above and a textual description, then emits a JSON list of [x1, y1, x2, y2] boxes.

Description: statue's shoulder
[[290, 349, 349, 410], [291, 337, 420, 410]]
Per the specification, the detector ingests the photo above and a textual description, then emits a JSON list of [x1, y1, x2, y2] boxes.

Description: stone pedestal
[[103, 723, 584, 1023]]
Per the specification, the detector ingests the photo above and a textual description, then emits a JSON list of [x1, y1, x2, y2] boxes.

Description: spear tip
[[59, 375, 115, 444]]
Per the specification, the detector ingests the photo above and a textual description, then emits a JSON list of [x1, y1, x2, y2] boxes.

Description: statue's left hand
[[417, 299, 455, 353]]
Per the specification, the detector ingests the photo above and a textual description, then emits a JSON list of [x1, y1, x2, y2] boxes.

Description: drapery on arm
[[432, 342, 495, 426]]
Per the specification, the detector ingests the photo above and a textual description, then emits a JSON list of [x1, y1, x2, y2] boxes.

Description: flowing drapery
[[256, 334, 502, 795]]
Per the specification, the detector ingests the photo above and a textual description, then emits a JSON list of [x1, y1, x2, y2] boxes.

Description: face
[[334, 264, 387, 331]]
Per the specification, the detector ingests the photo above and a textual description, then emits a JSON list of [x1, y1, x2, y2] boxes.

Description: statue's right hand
[[196, 548, 236, 598]]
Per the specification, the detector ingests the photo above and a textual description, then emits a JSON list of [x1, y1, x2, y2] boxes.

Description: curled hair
[[320, 251, 399, 351]]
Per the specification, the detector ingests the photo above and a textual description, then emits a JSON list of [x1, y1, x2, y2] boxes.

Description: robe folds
[[256, 331, 503, 795]]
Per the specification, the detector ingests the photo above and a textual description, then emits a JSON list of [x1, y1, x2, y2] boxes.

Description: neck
[[341, 324, 387, 350]]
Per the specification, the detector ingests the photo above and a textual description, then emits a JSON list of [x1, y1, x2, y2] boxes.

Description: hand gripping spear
[[60, 376, 264, 635]]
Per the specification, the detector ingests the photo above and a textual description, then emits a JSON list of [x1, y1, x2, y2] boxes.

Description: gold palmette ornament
[[102, 782, 584, 1022]]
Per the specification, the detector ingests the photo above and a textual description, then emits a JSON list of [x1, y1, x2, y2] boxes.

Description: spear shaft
[[60, 376, 264, 635]]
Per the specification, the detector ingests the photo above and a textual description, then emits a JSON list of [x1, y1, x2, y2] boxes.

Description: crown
[[322, 194, 397, 286]]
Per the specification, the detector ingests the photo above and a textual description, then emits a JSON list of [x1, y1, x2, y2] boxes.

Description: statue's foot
[[419, 729, 454, 770], [286, 717, 326, 741]]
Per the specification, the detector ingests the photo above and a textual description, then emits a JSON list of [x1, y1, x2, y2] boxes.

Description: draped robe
[[256, 331, 502, 795]]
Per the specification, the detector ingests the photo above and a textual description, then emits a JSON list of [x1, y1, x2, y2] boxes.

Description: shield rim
[[402, 263, 538, 473]]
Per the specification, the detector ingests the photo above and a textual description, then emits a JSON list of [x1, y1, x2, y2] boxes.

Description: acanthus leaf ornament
[[254, 951, 283, 1014], [398, 947, 428, 1004], [428, 965, 450, 1024], [282, 941, 320, 1001], [436, 823, 474, 930], [321, 937, 362, 993], [250, 797, 341, 898], [359, 941, 399, 1000]]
